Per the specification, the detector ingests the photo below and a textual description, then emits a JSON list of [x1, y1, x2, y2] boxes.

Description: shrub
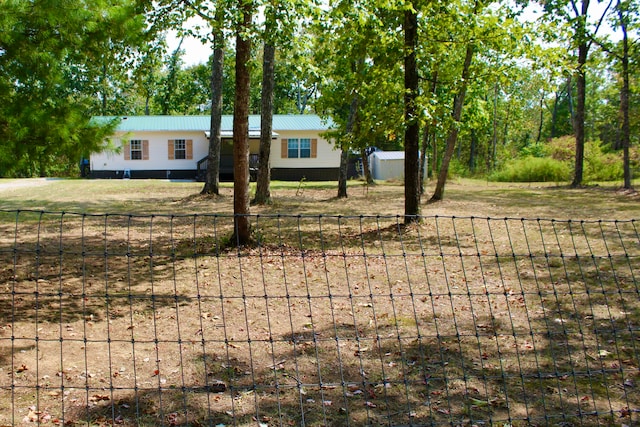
[[546, 136, 576, 162], [489, 156, 572, 183], [583, 140, 625, 182]]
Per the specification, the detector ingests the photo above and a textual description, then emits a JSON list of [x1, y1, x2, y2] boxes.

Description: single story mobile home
[[90, 115, 341, 181]]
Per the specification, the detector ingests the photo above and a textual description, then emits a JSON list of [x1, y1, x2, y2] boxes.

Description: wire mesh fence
[[0, 210, 638, 427]]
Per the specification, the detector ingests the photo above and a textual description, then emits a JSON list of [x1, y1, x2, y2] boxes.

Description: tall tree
[[541, 0, 613, 187], [596, 0, 638, 189], [404, 4, 421, 220], [233, 0, 254, 245], [202, 7, 227, 195], [254, 0, 279, 205], [314, 0, 404, 198], [430, 44, 475, 202], [615, 0, 635, 189]]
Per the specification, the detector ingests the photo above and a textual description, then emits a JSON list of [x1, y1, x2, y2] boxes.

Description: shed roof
[[92, 115, 332, 132], [371, 151, 405, 160]]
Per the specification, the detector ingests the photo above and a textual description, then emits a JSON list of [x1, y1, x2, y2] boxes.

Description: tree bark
[[469, 128, 477, 172], [421, 71, 438, 190], [419, 126, 429, 194], [536, 89, 544, 143], [430, 44, 474, 202], [338, 93, 359, 198], [404, 7, 420, 223], [253, 42, 275, 204], [572, 41, 588, 187], [360, 147, 374, 185], [490, 83, 498, 172], [233, 1, 252, 245], [202, 16, 225, 195], [337, 149, 349, 198], [618, 0, 632, 189]]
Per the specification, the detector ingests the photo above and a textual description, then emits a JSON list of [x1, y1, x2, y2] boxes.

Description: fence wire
[[0, 210, 638, 427]]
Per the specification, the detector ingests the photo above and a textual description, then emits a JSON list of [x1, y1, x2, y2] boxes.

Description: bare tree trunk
[[338, 93, 359, 198], [233, 2, 252, 245], [430, 44, 474, 202], [490, 83, 498, 172], [572, 40, 588, 187], [404, 7, 420, 223], [431, 131, 437, 179], [567, 75, 576, 132], [360, 148, 374, 185], [420, 71, 438, 191], [253, 42, 275, 204], [617, 0, 632, 189], [419, 126, 429, 194], [551, 91, 559, 138], [469, 129, 477, 172], [202, 18, 224, 195], [337, 149, 349, 197], [536, 89, 544, 143]]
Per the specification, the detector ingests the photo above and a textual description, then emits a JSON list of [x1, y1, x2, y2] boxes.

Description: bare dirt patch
[[0, 180, 638, 426]]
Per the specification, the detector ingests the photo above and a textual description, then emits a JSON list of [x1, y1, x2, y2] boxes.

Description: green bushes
[[489, 137, 632, 183], [583, 141, 625, 182], [490, 156, 572, 183]]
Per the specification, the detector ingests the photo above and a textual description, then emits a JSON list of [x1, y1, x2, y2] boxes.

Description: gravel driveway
[[0, 178, 57, 191]]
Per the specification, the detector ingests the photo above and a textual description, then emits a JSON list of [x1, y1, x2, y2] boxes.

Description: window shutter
[[281, 139, 288, 158], [142, 140, 149, 160], [124, 141, 130, 160], [311, 139, 318, 158], [186, 139, 193, 159], [168, 140, 174, 160]]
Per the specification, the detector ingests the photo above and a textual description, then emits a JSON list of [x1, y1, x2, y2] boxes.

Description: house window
[[174, 139, 186, 159], [287, 138, 311, 158], [130, 140, 142, 160]]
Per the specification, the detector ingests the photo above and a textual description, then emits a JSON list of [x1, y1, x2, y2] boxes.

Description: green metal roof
[[92, 115, 333, 132]]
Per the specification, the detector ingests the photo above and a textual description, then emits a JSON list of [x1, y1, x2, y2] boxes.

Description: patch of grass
[[489, 156, 572, 183], [0, 178, 639, 220]]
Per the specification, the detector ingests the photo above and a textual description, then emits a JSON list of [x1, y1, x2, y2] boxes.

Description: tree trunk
[[469, 129, 477, 173], [572, 41, 588, 187], [253, 42, 275, 204], [404, 7, 420, 223], [551, 91, 560, 138], [618, 7, 632, 189], [360, 147, 374, 185], [419, 125, 429, 194], [536, 89, 544, 143], [430, 44, 474, 202], [490, 83, 498, 172], [420, 71, 438, 191], [566, 75, 576, 132], [202, 19, 225, 195], [233, 2, 252, 245], [338, 93, 359, 198], [337, 149, 349, 198], [431, 130, 437, 179]]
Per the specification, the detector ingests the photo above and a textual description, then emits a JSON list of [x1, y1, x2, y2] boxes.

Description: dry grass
[[0, 179, 639, 426]]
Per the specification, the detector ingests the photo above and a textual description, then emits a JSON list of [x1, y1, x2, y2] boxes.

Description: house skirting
[[89, 167, 345, 181]]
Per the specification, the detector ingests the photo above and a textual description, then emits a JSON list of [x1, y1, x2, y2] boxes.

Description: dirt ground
[[0, 180, 638, 426]]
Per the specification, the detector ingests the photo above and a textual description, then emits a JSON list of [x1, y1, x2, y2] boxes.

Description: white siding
[[91, 131, 209, 172], [270, 130, 340, 169]]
